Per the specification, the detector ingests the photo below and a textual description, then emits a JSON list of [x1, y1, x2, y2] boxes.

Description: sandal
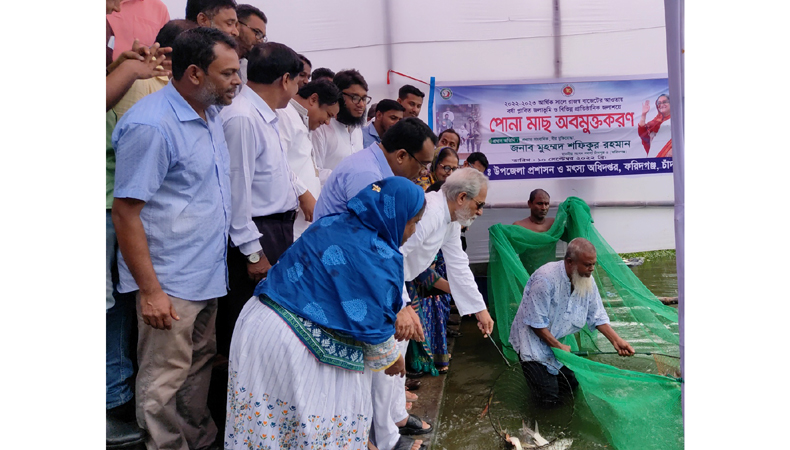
[[398, 414, 433, 436], [405, 379, 421, 391], [392, 436, 426, 450]]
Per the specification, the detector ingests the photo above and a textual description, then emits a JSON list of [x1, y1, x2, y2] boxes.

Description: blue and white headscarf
[[255, 177, 426, 344]]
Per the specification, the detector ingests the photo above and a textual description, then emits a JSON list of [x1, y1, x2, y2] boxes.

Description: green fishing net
[[487, 196, 682, 450], [553, 350, 682, 450]]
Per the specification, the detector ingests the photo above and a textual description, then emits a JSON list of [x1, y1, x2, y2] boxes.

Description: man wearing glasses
[[400, 166, 495, 338], [234, 4, 267, 86], [311, 69, 371, 183]]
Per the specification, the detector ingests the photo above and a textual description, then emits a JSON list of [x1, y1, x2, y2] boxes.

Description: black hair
[[528, 188, 550, 203], [333, 69, 368, 92], [376, 99, 405, 115], [246, 42, 303, 85], [297, 54, 312, 69], [235, 3, 267, 23], [155, 20, 198, 50], [311, 67, 335, 81], [656, 93, 670, 109], [398, 84, 425, 99], [171, 27, 238, 81], [381, 117, 437, 156], [185, 0, 237, 22], [465, 152, 489, 171], [367, 103, 378, 120], [297, 79, 341, 106], [431, 146, 459, 176], [437, 128, 461, 146], [426, 180, 445, 193]]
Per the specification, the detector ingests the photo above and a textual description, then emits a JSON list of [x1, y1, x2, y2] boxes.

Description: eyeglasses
[[657, 100, 669, 105], [342, 92, 372, 105], [438, 164, 459, 174], [468, 196, 486, 210], [407, 152, 430, 173], [239, 21, 267, 42]]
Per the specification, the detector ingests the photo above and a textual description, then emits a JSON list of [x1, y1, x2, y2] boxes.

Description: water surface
[[432, 254, 679, 449]]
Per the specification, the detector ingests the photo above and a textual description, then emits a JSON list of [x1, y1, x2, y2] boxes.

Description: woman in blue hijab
[[224, 177, 426, 450]]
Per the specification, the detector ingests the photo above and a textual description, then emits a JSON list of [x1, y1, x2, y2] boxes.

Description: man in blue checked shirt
[[111, 28, 240, 450], [509, 238, 635, 408]]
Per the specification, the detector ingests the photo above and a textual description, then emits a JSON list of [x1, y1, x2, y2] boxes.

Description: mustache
[[336, 99, 365, 127]]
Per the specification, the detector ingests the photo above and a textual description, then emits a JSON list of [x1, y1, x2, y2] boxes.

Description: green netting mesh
[[486, 196, 682, 450], [553, 350, 683, 450]]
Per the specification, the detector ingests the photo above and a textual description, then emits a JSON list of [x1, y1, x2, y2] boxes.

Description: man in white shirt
[[311, 69, 370, 182], [277, 79, 341, 238], [401, 168, 495, 335], [217, 42, 312, 356]]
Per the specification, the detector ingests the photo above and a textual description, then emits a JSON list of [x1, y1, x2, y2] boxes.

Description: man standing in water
[[514, 189, 554, 233], [509, 238, 635, 407]]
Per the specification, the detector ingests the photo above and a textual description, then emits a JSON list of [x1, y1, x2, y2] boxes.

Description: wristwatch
[[247, 250, 264, 264]]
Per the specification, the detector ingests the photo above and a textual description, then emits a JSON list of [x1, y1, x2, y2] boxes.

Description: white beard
[[456, 206, 476, 228], [570, 267, 594, 298]]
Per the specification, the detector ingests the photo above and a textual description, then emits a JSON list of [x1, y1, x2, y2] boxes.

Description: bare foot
[[411, 439, 423, 450]]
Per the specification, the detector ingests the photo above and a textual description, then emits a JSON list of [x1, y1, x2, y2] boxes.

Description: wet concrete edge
[[402, 310, 462, 450]]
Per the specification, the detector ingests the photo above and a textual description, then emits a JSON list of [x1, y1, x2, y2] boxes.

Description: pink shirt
[[106, 0, 170, 61]]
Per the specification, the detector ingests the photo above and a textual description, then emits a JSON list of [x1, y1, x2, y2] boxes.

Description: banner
[[432, 78, 673, 180]]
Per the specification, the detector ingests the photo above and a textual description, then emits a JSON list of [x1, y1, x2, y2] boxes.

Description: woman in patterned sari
[[224, 177, 426, 450], [414, 146, 459, 191]]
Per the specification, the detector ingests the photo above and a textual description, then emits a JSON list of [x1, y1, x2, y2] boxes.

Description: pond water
[[432, 253, 679, 450]]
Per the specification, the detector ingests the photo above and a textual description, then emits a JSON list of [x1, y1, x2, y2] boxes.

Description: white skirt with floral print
[[225, 297, 373, 450]]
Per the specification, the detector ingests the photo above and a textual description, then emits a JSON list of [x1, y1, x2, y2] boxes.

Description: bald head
[[529, 188, 549, 203], [565, 238, 596, 262]]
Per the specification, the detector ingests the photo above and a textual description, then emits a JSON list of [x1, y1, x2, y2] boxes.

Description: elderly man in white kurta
[[277, 79, 341, 238]]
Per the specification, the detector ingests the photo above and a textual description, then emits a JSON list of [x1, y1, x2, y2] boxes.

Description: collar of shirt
[[363, 122, 379, 139], [163, 81, 209, 123], [332, 117, 357, 135], [242, 85, 278, 125], [289, 98, 309, 128], [370, 143, 394, 177]]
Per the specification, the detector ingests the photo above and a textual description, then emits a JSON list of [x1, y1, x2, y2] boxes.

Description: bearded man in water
[[508, 238, 635, 407]]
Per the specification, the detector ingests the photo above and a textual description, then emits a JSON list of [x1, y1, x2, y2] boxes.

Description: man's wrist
[[139, 284, 164, 296], [245, 249, 265, 264]]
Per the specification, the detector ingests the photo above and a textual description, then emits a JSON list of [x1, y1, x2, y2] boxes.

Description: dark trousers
[[216, 211, 296, 357], [520, 360, 579, 407], [210, 212, 296, 440]]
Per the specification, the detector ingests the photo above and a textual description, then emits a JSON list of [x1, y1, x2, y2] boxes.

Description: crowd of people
[[105, 1, 635, 449]]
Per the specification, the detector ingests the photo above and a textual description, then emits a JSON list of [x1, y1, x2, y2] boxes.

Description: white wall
[[158, 0, 676, 259]]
